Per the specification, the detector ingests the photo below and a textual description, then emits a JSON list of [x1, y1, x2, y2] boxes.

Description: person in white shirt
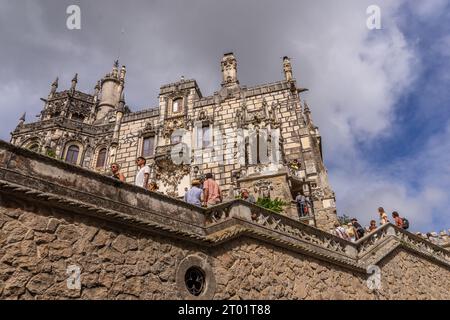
[[334, 222, 350, 241], [135, 157, 150, 189]]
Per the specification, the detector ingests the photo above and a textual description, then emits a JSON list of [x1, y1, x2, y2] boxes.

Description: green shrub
[[256, 197, 287, 213]]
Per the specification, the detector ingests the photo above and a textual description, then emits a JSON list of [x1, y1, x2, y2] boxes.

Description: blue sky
[[335, 1, 450, 231], [0, 0, 449, 232]]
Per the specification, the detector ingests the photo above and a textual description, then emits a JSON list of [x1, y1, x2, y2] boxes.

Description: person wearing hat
[[184, 179, 203, 206]]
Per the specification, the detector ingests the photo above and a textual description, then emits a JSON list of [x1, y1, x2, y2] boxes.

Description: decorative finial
[[52, 77, 59, 87], [71, 73, 78, 91], [49, 77, 59, 97], [119, 65, 126, 82], [221, 52, 239, 88], [114, 60, 119, 68], [283, 56, 293, 81], [19, 112, 26, 122]]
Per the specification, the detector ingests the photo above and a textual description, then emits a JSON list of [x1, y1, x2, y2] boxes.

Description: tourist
[[378, 207, 389, 225], [346, 222, 357, 242], [392, 211, 403, 228], [295, 192, 312, 217], [184, 180, 203, 206], [134, 157, 150, 189], [334, 222, 350, 241], [110, 163, 125, 182], [241, 189, 256, 204], [368, 220, 377, 232], [203, 173, 222, 207], [351, 218, 365, 239], [295, 192, 306, 217]]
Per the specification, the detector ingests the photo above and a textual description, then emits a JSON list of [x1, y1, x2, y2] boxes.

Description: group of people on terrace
[[111, 159, 415, 242], [333, 207, 409, 242], [110, 157, 258, 208]]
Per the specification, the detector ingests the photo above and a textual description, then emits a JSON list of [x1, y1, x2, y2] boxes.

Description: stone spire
[[118, 91, 125, 112], [221, 52, 239, 88], [71, 73, 78, 91], [283, 56, 293, 81], [94, 81, 101, 103], [17, 112, 26, 128], [49, 77, 58, 97], [119, 65, 126, 84], [303, 101, 311, 124], [112, 60, 119, 79]]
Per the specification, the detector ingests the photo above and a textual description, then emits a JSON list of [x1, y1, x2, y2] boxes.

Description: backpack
[[353, 222, 365, 238], [356, 226, 365, 238], [402, 217, 409, 230]]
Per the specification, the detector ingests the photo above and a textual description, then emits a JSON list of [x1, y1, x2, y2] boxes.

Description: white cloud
[[331, 120, 450, 232]]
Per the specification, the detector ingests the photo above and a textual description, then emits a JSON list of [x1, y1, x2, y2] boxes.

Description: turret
[[283, 56, 293, 81], [221, 52, 239, 88], [97, 61, 125, 121], [70, 73, 78, 92]]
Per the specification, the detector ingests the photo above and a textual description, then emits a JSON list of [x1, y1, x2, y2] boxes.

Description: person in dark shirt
[[351, 218, 365, 239]]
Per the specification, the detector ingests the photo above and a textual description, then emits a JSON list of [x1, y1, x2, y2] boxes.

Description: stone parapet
[[1, 140, 449, 271]]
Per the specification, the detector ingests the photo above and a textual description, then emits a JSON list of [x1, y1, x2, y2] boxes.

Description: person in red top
[[203, 173, 222, 207], [392, 211, 403, 228]]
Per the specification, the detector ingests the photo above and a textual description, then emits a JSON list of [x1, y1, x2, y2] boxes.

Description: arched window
[[71, 113, 85, 122], [65, 145, 80, 165], [142, 137, 155, 157], [28, 144, 39, 153], [96, 148, 107, 168], [172, 98, 182, 113]]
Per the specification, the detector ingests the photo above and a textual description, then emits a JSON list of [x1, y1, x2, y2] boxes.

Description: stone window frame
[[170, 97, 184, 116], [93, 145, 109, 169], [141, 136, 156, 157], [176, 254, 216, 300], [137, 132, 157, 161], [70, 112, 86, 123], [21, 138, 42, 153], [63, 141, 84, 166]]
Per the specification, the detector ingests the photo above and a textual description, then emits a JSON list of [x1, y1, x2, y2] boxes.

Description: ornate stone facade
[[10, 54, 337, 231], [0, 141, 449, 300]]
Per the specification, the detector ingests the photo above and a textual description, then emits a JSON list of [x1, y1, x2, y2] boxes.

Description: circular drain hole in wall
[[185, 266, 205, 296]]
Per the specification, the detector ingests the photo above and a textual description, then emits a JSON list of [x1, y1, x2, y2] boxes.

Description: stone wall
[[213, 239, 450, 300], [0, 198, 195, 299], [2, 201, 450, 300]]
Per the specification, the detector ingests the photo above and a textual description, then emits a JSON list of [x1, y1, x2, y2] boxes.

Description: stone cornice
[[0, 139, 449, 273]]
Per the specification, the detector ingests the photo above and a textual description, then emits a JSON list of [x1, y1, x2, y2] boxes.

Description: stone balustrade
[[0, 139, 449, 273]]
